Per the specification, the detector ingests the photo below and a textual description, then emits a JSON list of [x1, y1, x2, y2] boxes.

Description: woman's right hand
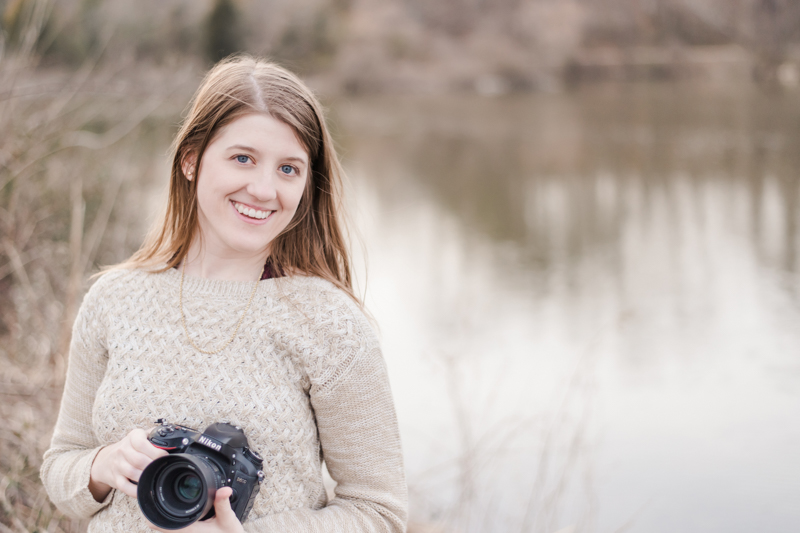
[[89, 428, 169, 502]]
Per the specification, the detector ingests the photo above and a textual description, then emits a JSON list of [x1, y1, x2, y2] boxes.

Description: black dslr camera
[[137, 420, 264, 530]]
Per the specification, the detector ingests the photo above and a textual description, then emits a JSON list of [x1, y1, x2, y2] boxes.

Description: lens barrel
[[138, 454, 224, 529]]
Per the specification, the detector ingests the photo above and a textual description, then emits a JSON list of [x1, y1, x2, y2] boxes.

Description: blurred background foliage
[[2, 0, 800, 90], [1, 0, 799, 532]]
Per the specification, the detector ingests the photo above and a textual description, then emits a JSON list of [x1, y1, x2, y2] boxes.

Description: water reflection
[[352, 85, 799, 273], [332, 83, 800, 533]]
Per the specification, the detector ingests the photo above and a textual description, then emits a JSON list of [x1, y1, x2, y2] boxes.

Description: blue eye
[[236, 155, 250, 164], [280, 164, 295, 175]]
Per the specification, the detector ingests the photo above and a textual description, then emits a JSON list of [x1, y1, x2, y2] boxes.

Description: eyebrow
[[226, 144, 308, 164], [227, 144, 259, 154]]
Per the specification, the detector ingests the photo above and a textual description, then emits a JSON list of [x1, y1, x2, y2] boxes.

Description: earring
[[187, 172, 193, 180]]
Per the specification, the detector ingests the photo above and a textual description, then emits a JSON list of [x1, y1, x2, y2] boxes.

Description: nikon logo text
[[198, 436, 222, 451]]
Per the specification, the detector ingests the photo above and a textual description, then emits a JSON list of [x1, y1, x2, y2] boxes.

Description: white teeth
[[234, 202, 271, 219]]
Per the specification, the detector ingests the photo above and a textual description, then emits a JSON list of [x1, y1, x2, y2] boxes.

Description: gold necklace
[[179, 260, 264, 355]]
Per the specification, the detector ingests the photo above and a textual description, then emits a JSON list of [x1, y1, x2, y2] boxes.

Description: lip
[[230, 200, 273, 225]]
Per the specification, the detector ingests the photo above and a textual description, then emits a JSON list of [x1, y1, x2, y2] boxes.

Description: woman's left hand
[[146, 487, 244, 533]]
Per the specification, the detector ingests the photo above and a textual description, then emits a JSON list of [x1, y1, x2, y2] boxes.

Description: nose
[[246, 170, 278, 202]]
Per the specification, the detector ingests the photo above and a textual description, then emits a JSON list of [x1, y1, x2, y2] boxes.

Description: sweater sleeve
[[40, 278, 113, 519], [246, 291, 408, 533]]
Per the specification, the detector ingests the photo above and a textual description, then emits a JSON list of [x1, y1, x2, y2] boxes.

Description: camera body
[[137, 419, 264, 530]]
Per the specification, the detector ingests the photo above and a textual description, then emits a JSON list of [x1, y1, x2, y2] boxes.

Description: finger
[[121, 446, 156, 471], [124, 448, 157, 470], [116, 476, 139, 499], [128, 428, 149, 447], [149, 446, 169, 460], [117, 462, 143, 484], [131, 430, 169, 460], [212, 487, 240, 528]]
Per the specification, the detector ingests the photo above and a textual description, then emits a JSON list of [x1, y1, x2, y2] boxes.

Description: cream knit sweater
[[41, 268, 407, 533]]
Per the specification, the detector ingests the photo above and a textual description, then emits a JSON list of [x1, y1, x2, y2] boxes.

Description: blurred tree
[[273, 6, 342, 69], [1, 0, 49, 53], [36, 0, 106, 66], [403, 0, 521, 37], [751, 0, 799, 81], [1, 0, 28, 45], [205, 0, 243, 63]]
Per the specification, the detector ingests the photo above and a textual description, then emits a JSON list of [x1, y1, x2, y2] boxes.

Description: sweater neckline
[[159, 266, 286, 298]]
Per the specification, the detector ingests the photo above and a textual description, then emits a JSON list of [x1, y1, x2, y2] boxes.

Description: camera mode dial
[[242, 447, 263, 467]]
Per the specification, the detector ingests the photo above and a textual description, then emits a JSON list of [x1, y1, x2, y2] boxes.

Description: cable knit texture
[[41, 268, 407, 533]]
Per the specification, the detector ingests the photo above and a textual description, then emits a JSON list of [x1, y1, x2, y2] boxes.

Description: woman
[[41, 56, 407, 533]]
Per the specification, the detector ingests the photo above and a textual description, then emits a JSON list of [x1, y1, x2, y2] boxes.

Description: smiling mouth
[[233, 201, 273, 220]]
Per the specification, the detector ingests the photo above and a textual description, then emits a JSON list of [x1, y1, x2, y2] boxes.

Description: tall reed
[[0, 2, 191, 530]]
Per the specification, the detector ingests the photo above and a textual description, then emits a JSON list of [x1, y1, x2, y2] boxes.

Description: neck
[[181, 242, 267, 282]]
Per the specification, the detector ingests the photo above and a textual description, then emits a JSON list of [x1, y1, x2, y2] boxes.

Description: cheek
[[194, 183, 215, 215], [287, 180, 308, 212], [195, 169, 227, 211]]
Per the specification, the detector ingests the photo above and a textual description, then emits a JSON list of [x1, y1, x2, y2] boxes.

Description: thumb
[[213, 487, 240, 526]]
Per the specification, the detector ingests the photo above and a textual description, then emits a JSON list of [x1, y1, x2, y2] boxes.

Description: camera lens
[[175, 473, 202, 503], [138, 455, 224, 530]]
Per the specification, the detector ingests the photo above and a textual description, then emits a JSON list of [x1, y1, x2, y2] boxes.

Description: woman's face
[[188, 113, 309, 261]]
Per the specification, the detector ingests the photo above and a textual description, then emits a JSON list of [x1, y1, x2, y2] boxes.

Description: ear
[[181, 152, 197, 181]]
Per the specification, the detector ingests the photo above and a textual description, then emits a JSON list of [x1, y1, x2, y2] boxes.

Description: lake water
[[329, 82, 800, 533]]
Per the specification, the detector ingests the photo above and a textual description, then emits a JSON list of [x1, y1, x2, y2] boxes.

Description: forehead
[[211, 113, 308, 159]]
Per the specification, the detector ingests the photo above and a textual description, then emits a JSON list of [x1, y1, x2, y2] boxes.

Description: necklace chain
[[179, 260, 264, 355]]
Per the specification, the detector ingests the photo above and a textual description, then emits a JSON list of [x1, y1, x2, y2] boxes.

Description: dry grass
[[0, 381, 84, 533], [0, 3, 195, 531]]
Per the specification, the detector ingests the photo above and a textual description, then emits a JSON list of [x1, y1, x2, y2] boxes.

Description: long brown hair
[[113, 55, 356, 302]]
